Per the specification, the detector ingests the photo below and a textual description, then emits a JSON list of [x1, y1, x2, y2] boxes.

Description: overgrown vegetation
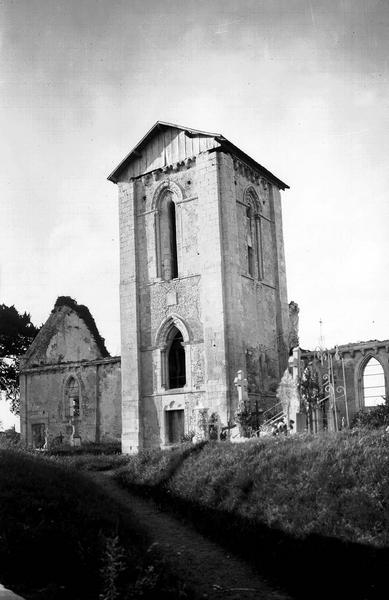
[[54, 297, 109, 357], [47, 439, 122, 455], [0, 426, 21, 447], [115, 442, 207, 488], [351, 402, 389, 429], [0, 304, 40, 413], [49, 451, 131, 472], [115, 431, 389, 599], [116, 431, 389, 547], [0, 449, 191, 599]]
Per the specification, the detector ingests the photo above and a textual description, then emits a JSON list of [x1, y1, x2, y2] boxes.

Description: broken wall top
[[21, 297, 109, 369]]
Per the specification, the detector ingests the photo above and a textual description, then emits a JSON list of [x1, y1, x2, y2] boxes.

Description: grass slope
[[170, 431, 389, 547], [117, 432, 389, 547], [115, 431, 389, 600], [0, 449, 190, 600]]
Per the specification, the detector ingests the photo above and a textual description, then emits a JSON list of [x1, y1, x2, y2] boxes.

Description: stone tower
[[108, 122, 290, 453]]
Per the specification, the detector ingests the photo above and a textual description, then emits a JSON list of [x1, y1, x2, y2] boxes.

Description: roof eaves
[[216, 137, 289, 190], [107, 121, 221, 183]]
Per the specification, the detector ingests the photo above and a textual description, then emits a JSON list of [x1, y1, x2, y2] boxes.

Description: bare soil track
[[89, 472, 291, 600]]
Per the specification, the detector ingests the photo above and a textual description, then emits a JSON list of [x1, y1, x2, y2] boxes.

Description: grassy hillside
[[116, 431, 389, 547], [0, 449, 189, 599], [115, 431, 389, 599], [171, 431, 389, 547]]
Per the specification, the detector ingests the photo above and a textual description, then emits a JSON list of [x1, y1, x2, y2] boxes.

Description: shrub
[[351, 402, 389, 429], [0, 427, 20, 448], [48, 440, 121, 456], [49, 452, 132, 472]]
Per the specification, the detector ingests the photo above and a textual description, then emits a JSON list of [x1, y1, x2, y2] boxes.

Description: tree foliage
[[0, 304, 40, 414]]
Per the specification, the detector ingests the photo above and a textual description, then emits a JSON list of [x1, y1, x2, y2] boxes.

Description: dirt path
[[89, 472, 291, 600]]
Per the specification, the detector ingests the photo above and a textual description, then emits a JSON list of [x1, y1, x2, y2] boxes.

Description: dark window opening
[[32, 423, 46, 449], [166, 409, 185, 444], [256, 217, 263, 280], [168, 329, 186, 388], [248, 245, 254, 276], [168, 200, 178, 279]]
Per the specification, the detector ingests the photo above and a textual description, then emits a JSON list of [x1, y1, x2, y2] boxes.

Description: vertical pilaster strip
[[119, 180, 141, 453], [197, 151, 229, 424], [269, 184, 289, 376]]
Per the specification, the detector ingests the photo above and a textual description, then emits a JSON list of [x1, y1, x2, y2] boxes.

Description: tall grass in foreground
[[0, 449, 190, 599], [114, 431, 389, 599], [116, 431, 389, 547], [171, 431, 389, 546]]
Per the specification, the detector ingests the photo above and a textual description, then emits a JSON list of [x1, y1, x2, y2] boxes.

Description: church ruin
[[19, 122, 389, 450], [19, 297, 121, 448]]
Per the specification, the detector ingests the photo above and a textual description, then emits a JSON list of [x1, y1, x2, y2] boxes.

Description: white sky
[[1, 0, 389, 426]]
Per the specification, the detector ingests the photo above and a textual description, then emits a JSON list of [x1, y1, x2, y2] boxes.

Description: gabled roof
[[107, 121, 289, 190]]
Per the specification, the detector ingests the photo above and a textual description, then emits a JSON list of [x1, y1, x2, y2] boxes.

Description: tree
[[0, 304, 40, 414]]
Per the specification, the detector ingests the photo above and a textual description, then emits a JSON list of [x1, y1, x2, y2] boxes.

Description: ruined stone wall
[[21, 358, 121, 447], [300, 341, 389, 428], [98, 360, 122, 441], [25, 307, 103, 367]]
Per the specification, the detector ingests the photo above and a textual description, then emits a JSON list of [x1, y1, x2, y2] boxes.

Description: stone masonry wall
[[300, 341, 389, 427], [217, 151, 290, 420], [119, 152, 229, 449], [118, 142, 289, 450], [21, 358, 121, 447]]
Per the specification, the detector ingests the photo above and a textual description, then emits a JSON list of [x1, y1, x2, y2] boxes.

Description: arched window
[[65, 377, 80, 418], [167, 326, 186, 389], [156, 314, 191, 392], [156, 190, 178, 280], [244, 189, 263, 280], [362, 357, 385, 407]]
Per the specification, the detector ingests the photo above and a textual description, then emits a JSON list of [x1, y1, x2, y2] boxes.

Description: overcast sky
[[1, 0, 388, 425]]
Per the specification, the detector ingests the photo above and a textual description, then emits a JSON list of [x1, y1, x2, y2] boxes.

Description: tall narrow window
[[158, 191, 179, 280], [169, 200, 178, 279], [256, 215, 263, 280], [246, 206, 254, 276], [168, 327, 186, 389], [65, 377, 80, 418], [363, 358, 385, 407], [244, 189, 263, 280], [247, 246, 254, 276]]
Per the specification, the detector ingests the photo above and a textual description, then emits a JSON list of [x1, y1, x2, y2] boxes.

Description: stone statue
[[288, 301, 300, 352]]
